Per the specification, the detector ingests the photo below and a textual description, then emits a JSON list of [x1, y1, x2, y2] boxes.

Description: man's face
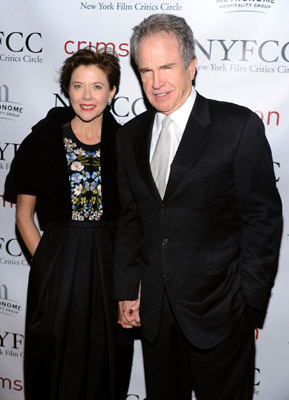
[[137, 31, 197, 115]]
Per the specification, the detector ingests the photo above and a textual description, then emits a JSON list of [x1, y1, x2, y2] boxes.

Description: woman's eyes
[[72, 84, 102, 89]]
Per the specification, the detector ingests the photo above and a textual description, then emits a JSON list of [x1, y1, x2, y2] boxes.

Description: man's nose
[[152, 71, 163, 89]]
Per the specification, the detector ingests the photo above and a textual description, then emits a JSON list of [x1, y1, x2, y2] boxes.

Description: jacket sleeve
[[113, 128, 143, 301], [234, 111, 282, 310], [4, 133, 39, 202]]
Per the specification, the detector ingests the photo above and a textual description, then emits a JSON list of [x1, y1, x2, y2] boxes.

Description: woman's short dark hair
[[59, 48, 120, 98]]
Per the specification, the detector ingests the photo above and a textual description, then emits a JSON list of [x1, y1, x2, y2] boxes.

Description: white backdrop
[[0, 0, 288, 399]]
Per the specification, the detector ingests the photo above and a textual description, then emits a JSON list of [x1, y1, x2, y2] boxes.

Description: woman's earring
[[107, 99, 112, 106]]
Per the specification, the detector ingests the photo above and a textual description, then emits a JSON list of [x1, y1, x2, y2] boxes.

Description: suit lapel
[[164, 94, 211, 200], [133, 110, 160, 197]]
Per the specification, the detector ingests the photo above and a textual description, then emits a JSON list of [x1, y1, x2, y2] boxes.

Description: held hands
[[118, 285, 141, 328], [118, 298, 141, 328]]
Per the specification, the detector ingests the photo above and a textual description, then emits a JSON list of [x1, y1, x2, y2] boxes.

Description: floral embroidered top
[[63, 124, 103, 221]]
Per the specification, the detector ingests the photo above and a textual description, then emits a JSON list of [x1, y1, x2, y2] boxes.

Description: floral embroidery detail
[[63, 138, 76, 153], [74, 148, 86, 156], [64, 135, 103, 221], [71, 161, 84, 171]]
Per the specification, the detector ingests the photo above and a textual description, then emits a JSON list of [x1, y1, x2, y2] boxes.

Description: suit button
[[162, 238, 168, 246], [162, 274, 166, 279], [160, 203, 166, 211]]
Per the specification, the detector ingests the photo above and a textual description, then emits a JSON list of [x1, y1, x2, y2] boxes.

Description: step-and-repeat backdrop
[[1, 0, 288, 399]]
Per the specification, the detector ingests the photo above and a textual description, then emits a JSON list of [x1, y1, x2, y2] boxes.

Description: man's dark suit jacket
[[114, 92, 282, 350]]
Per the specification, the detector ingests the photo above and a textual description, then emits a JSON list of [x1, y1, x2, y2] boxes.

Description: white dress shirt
[[150, 87, 197, 185]]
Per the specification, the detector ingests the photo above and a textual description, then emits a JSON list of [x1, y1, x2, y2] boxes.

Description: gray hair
[[130, 13, 196, 68]]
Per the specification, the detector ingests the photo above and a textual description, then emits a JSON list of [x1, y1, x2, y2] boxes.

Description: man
[[114, 13, 282, 400]]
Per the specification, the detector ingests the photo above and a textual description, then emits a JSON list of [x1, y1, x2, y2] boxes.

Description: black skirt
[[24, 220, 133, 400]]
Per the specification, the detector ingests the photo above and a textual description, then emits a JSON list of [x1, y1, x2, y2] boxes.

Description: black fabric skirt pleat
[[24, 220, 133, 400]]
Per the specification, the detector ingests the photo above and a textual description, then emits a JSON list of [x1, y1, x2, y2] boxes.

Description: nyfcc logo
[[0, 236, 29, 267], [0, 31, 43, 63], [0, 330, 24, 358]]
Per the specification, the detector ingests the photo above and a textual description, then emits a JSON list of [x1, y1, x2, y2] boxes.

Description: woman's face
[[69, 64, 116, 123]]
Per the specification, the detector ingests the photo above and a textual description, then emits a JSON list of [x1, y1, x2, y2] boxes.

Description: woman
[[5, 49, 133, 400]]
